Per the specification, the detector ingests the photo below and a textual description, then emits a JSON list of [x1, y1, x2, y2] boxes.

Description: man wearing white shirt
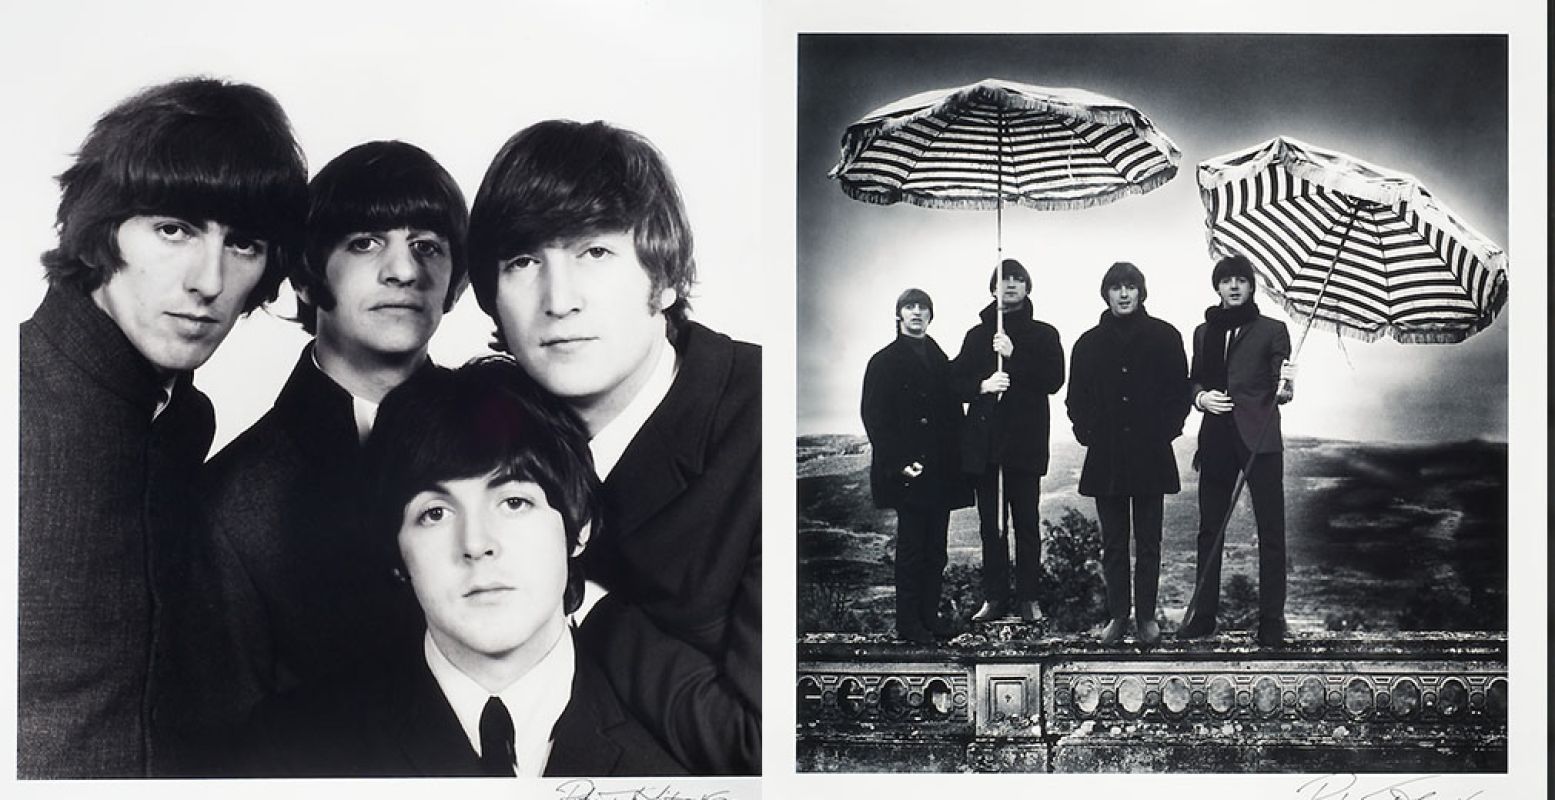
[[169, 141, 468, 774], [246, 358, 683, 777], [466, 120, 761, 774]]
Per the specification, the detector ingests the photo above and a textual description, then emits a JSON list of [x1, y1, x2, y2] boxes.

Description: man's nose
[[184, 230, 225, 301], [459, 514, 499, 560], [542, 260, 582, 317], [381, 238, 420, 286]]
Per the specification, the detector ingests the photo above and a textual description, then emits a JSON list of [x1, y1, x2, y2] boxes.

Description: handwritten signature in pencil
[[1295, 773, 1485, 800], [554, 779, 732, 800]]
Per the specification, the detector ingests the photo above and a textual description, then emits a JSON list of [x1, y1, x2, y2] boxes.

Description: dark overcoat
[[161, 346, 428, 774], [1190, 314, 1291, 454], [244, 638, 686, 777], [950, 299, 1066, 475], [573, 322, 760, 775], [1067, 308, 1192, 497], [860, 333, 973, 511], [19, 288, 214, 778]]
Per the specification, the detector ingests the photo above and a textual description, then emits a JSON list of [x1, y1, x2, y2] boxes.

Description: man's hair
[[1211, 254, 1257, 290], [296, 140, 470, 334], [988, 257, 1032, 293], [365, 357, 599, 614], [467, 119, 695, 346], [41, 77, 307, 312], [1100, 261, 1148, 302]]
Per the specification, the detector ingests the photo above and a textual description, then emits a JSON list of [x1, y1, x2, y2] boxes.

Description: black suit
[[245, 639, 685, 777], [160, 347, 428, 774], [574, 322, 761, 775]]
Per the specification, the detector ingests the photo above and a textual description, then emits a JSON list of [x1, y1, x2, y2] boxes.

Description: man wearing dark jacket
[[1067, 262, 1191, 646], [172, 142, 469, 773], [19, 78, 307, 778], [861, 288, 972, 643], [951, 258, 1066, 623], [467, 120, 759, 774], [1179, 254, 1296, 646]]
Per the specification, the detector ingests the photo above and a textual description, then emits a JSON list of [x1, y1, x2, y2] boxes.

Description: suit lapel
[[391, 657, 485, 777], [542, 656, 624, 777]]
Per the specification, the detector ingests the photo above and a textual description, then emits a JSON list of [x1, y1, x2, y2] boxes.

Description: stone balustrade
[[797, 628, 1506, 773]]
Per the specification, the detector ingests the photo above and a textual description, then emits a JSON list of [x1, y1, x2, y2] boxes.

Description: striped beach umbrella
[[830, 78, 1181, 214], [1198, 136, 1509, 347]]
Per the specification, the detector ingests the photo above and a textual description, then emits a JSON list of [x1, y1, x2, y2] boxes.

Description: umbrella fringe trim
[[1268, 292, 1497, 346], [836, 165, 1177, 211]]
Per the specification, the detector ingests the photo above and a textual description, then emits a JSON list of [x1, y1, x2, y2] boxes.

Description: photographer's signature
[[555, 779, 731, 800], [1295, 773, 1484, 800]]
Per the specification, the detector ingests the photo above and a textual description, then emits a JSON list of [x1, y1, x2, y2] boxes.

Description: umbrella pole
[[995, 106, 1007, 574], [1182, 202, 1361, 634]]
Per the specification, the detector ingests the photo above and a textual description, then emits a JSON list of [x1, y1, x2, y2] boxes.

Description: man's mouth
[[463, 583, 514, 599], [166, 311, 219, 334], [541, 335, 597, 349]]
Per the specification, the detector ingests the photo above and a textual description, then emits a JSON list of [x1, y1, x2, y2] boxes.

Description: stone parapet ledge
[[797, 630, 1507, 773]]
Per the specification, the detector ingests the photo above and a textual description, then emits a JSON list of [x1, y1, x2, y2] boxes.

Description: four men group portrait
[[19, 77, 760, 779], [862, 255, 1296, 648]]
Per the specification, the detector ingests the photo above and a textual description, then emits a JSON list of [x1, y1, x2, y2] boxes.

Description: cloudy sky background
[[797, 33, 1510, 444]]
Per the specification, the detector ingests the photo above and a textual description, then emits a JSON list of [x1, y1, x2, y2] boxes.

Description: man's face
[[91, 215, 268, 375], [398, 472, 571, 671], [313, 228, 452, 361], [897, 302, 931, 337], [996, 276, 1030, 310], [1106, 282, 1141, 317], [494, 228, 670, 426], [1217, 275, 1253, 308]]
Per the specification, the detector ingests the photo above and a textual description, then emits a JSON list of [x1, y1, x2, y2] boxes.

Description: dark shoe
[[896, 626, 935, 645], [1176, 614, 1218, 639], [970, 601, 1008, 623], [924, 615, 955, 638], [1017, 600, 1044, 623], [1136, 619, 1161, 647], [1256, 618, 1288, 647], [1099, 617, 1129, 645]]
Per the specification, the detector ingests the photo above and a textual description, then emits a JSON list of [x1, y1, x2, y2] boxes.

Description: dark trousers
[[1095, 494, 1163, 622], [1190, 420, 1286, 624], [894, 507, 950, 636], [973, 466, 1041, 604]]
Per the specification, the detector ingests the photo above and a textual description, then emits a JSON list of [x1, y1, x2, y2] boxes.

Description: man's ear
[[658, 286, 676, 311], [571, 522, 592, 557], [294, 282, 313, 307]]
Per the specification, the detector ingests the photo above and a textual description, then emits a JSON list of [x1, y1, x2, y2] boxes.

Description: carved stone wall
[[796, 632, 1507, 773]]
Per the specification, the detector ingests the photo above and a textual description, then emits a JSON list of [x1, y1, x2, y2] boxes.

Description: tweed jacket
[[573, 322, 760, 775], [19, 287, 215, 778], [949, 299, 1066, 475], [861, 333, 972, 511], [244, 636, 686, 777], [160, 346, 429, 774], [1189, 313, 1291, 454], [1068, 308, 1192, 497]]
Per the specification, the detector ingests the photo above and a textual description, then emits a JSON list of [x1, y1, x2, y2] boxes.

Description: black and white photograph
[[4, 0, 761, 790], [793, 28, 1529, 780]]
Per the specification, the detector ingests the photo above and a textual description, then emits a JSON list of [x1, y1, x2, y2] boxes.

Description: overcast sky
[[796, 33, 1510, 444]]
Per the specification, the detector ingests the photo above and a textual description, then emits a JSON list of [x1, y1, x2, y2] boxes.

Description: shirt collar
[[587, 339, 678, 480], [422, 628, 575, 777], [309, 348, 380, 442]]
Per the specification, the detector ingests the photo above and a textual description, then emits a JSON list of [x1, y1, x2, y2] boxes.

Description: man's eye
[[410, 239, 446, 258], [154, 221, 193, 240], [228, 236, 268, 258], [500, 496, 532, 512], [416, 506, 449, 525], [581, 246, 611, 260], [346, 236, 381, 254], [502, 255, 538, 272]]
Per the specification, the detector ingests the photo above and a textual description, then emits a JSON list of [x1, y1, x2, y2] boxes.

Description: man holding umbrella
[[952, 258, 1066, 623], [861, 289, 972, 643], [1179, 254, 1297, 646]]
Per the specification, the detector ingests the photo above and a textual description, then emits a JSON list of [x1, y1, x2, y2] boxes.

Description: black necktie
[[478, 696, 515, 777]]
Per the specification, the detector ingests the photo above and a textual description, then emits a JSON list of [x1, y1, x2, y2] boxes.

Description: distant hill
[[797, 434, 1507, 635]]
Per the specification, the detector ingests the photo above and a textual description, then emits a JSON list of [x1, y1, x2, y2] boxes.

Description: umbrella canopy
[[1197, 136, 1509, 345], [829, 78, 1181, 212]]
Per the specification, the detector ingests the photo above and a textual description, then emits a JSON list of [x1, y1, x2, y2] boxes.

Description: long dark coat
[[573, 322, 760, 776], [159, 346, 430, 775], [243, 637, 686, 777], [19, 288, 214, 778], [1067, 308, 1192, 497], [860, 333, 973, 511], [950, 299, 1066, 475]]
